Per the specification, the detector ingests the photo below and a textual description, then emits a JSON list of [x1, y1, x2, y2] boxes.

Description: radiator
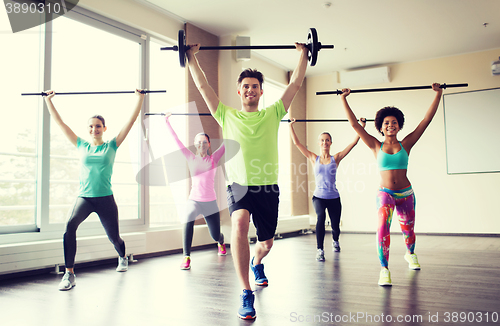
[[0, 232, 146, 275], [0, 216, 311, 276]]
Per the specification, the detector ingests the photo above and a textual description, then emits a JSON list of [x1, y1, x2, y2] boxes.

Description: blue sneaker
[[251, 257, 268, 286], [237, 289, 256, 320]]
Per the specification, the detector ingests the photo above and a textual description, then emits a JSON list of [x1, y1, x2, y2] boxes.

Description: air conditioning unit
[[492, 57, 500, 76], [340, 66, 391, 87], [236, 36, 251, 61]]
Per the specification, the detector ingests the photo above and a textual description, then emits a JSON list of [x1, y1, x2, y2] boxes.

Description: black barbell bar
[[281, 118, 373, 122], [145, 112, 212, 116], [161, 28, 333, 68], [22, 90, 166, 96], [316, 83, 468, 96], [146, 113, 371, 123]]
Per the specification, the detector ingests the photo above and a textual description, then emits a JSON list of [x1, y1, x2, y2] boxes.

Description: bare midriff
[[379, 169, 411, 190]]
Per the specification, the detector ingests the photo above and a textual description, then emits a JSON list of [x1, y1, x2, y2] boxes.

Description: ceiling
[[143, 0, 500, 76]]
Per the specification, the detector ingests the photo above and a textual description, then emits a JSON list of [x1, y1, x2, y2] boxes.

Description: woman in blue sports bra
[[339, 83, 443, 286], [289, 118, 365, 262]]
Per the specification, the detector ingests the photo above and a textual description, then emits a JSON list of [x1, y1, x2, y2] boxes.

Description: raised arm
[[333, 119, 366, 165], [44, 90, 78, 147], [281, 43, 309, 112], [402, 83, 443, 152], [164, 113, 194, 159], [116, 89, 145, 147], [339, 89, 380, 153], [289, 118, 317, 164], [186, 44, 220, 115], [211, 142, 225, 165]]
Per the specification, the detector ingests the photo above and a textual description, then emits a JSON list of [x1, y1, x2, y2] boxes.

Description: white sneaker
[[333, 241, 341, 252], [58, 271, 76, 291], [316, 249, 325, 261], [116, 256, 128, 272]]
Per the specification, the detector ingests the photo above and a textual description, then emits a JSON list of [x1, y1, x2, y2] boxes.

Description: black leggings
[[312, 196, 342, 250], [63, 195, 125, 268], [183, 200, 223, 256]]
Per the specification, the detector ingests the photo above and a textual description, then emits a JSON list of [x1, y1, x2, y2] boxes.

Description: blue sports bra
[[377, 142, 408, 171]]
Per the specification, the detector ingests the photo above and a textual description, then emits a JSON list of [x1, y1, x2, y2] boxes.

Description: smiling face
[[318, 133, 332, 151], [237, 77, 263, 107], [194, 134, 210, 156], [381, 116, 400, 136], [88, 118, 106, 140]]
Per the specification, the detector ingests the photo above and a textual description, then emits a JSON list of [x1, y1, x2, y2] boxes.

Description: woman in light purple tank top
[[289, 118, 365, 261]]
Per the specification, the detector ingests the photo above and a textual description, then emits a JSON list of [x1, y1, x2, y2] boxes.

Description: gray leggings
[[183, 200, 223, 256], [63, 195, 125, 268]]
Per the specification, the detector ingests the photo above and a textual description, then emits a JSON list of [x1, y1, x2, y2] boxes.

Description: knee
[[259, 239, 274, 251], [231, 211, 250, 233], [63, 224, 78, 237]]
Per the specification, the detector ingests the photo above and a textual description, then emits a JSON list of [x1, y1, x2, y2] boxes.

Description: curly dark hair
[[374, 106, 404, 136], [237, 68, 264, 89]]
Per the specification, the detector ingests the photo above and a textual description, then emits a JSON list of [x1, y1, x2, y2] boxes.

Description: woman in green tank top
[[44, 89, 145, 291]]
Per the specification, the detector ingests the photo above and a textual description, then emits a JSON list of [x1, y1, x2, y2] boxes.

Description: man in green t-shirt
[[186, 41, 308, 320]]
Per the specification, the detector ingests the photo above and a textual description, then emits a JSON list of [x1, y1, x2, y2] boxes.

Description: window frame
[[0, 6, 152, 239]]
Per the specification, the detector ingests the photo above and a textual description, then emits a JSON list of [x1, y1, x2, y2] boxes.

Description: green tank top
[[77, 137, 117, 197], [377, 141, 408, 171]]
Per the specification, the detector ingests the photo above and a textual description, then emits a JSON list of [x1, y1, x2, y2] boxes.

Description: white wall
[[306, 48, 500, 234], [79, 0, 183, 41]]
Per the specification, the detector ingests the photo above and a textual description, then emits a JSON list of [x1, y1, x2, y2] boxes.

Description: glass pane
[[0, 18, 40, 227], [49, 16, 141, 224], [148, 37, 186, 227]]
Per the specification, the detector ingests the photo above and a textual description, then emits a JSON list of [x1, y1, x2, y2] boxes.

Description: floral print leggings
[[376, 186, 416, 268]]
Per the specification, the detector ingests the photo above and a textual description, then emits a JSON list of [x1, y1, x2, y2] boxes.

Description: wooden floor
[[1, 233, 500, 326]]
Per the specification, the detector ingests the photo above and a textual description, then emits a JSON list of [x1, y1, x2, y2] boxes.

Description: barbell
[[146, 113, 372, 123], [145, 113, 211, 116], [316, 83, 468, 96], [21, 90, 166, 96], [283, 118, 373, 122], [161, 28, 333, 68]]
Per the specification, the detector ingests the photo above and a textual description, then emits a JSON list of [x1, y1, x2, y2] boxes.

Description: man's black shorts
[[226, 183, 280, 242]]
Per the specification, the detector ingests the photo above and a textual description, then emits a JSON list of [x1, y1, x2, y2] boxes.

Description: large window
[[48, 15, 142, 224], [147, 37, 186, 228], [0, 6, 172, 237], [0, 17, 41, 232]]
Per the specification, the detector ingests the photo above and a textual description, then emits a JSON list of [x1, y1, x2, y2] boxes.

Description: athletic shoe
[[404, 253, 421, 270], [237, 289, 256, 320], [250, 257, 268, 286], [333, 241, 341, 252], [116, 256, 128, 272], [180, 256, 191, 270], [218, 243, 227, 256], [58, 271, 76, 291], [378, 269, 392, 286], [316, 249, 325, 261]]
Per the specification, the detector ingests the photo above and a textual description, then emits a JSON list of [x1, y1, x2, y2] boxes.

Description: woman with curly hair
[[339, 84, 443, 286]]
